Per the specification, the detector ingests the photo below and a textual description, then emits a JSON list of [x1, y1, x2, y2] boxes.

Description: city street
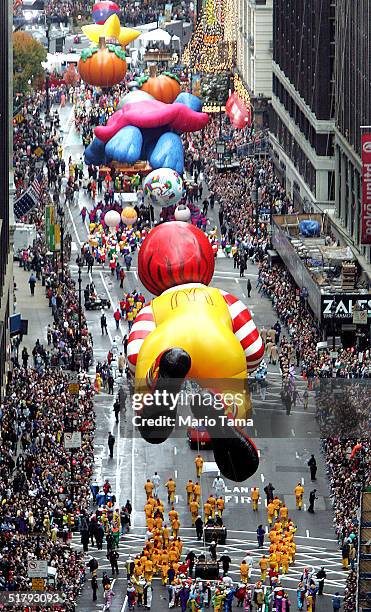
[[54, 105, 348, 611], [4, 0, 369, 609]]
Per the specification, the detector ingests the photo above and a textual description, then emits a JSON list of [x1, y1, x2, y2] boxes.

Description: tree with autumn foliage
[[63, 63, 79, 86], [13, 31, 47, 94]]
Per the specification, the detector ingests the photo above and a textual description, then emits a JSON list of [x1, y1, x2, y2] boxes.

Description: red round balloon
[[138, 221, 215, 296]]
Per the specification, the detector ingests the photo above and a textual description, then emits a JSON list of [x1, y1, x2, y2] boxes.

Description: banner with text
[[361, 133, 371, 244]]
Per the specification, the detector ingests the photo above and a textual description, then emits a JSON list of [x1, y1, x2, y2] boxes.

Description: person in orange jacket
[[251, 486, 260, 511], [164, 478, 176, 504], [195, 455, 204, 478], [294, 482, 304, 510], [186, 480, 194, 506]]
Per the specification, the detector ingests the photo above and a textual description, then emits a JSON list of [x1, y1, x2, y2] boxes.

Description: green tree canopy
[[13, 31, 47, 94]]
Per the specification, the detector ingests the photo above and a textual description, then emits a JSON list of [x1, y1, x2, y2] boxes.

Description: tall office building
[[236, 0, 273, 128], [269, 0, 335, 210], [333, 0, 371, 269], [0, 0, 13, 393]]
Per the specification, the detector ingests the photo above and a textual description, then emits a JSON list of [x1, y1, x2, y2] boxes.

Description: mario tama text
[[131, 414, 254, 428]]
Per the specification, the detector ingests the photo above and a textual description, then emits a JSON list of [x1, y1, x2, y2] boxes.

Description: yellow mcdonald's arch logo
[[170, 287, 214, 309]]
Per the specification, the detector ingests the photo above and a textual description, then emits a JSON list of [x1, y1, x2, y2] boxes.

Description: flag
[[225, 92, 252, 129], [14, 173, 44, 219]]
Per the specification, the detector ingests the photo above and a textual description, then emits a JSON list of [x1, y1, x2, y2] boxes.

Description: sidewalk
[[14, 264, 53, 351]]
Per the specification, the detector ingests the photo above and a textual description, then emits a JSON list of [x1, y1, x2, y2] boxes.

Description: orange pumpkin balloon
[[78, 40, 127, 88], [137, 66, 181, 104]]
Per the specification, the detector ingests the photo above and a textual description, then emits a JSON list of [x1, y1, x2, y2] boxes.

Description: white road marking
[[62, 106, 75, 147], [260, 473, 265, 483], [115, 433, 121, 509], [98, 270, 125, 341], [174, 447, 177, 455], [291, 428, 296, 437], [67, 202, 83, 247]]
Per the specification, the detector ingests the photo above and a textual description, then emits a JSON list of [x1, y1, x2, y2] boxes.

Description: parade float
[[85, 92, 208, 176], [77, 7, 140, 88], [77, 2, 209, 214], [76, 6, 265, 482], [127, 222, 265, 482]]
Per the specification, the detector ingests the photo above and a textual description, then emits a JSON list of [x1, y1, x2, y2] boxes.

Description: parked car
[[187, 425, 212, 450]]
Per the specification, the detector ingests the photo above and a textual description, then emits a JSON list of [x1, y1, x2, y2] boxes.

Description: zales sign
[[322, 295, 371, 321], [361, 133, 371, 245]]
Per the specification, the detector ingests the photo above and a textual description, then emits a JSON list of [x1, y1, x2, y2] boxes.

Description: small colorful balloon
[[104, 209, 121, 233], [121, 206, 138, 226], [174, 205, 191, 222], [143, 168, 183, 209], [92, 1, 120, 24]]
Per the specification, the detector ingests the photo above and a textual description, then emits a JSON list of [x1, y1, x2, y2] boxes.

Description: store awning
[[140, 28, 172, 45]]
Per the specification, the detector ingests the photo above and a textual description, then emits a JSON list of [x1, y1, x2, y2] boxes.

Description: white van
[[13, 223, 37, 260]]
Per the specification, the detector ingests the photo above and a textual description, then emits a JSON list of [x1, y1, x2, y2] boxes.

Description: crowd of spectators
[[188, 115, 370, 611], [14, 93, 56, 198], [0, 368, 94, 610], [22, 0, 193, 25], [4, 229, 95, 607], [3, 84, 98, 608], [257, 259, 371, 381], [9, 54, 370, 611], [2, 195, 95, 609], [322, 430, 369, 611], [74, 82, 130, 148], [185, 118, 292, 258]]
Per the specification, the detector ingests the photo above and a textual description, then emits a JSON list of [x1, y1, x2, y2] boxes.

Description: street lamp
[[70, 456, 77, 502], [330, 300, 337, 352], [57, 203, 65, 284], [45, 69, 50, 116]]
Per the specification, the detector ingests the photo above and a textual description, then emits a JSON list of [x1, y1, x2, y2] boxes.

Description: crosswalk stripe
[[71, 528, 347, 597]]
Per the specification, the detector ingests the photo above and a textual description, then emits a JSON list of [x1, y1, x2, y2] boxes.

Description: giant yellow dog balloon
[[127, 222, 264, 481]]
